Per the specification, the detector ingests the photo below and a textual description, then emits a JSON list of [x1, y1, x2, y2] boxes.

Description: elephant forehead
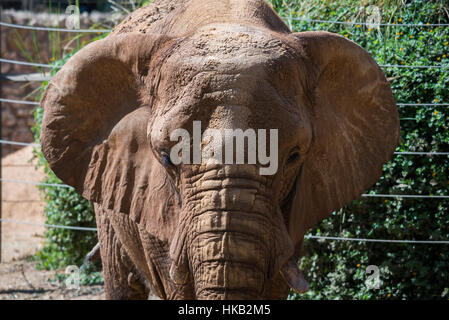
[[167, 23, 294, 74], [156, 24, 302, 112]]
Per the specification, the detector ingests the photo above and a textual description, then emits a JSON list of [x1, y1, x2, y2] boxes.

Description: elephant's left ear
[[40, 33, 177, 231], [286, 31, 400, 245]]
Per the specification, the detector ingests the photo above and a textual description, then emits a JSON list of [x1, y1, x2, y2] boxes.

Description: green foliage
[[32, 35, 107, 270], [281, 0, 449, 300], [141, 0, 154, 6]]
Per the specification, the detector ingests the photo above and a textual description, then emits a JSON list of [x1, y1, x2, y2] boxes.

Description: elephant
[[39, 0, 400, 300]]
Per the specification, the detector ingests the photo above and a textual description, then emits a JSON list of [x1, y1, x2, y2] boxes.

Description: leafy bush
[[281, 0, 449, 300]]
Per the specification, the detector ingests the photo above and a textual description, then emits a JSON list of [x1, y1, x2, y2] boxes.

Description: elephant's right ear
[[285, 31, 400, 247], [40, 33, 173, 225]]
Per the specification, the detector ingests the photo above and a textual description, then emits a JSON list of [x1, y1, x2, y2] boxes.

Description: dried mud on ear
[[286, 31, 398, 245], [40, 34, 175, 229]]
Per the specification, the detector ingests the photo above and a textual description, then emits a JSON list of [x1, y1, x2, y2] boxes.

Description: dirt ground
[[1, 145, 105, 300], [0, 259, 104, 300], [1, 145, 46, 262]]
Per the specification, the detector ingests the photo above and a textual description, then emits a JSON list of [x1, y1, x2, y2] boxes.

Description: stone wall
[[1, 9, 121, 156]]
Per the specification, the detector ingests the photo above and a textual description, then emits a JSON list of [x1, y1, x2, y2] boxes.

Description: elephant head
[[40, 0, 399, 299]]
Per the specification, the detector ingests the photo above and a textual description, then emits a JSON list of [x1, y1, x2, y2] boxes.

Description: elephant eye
[[286, 149, 301, 166], [161, 151, 174, 167]]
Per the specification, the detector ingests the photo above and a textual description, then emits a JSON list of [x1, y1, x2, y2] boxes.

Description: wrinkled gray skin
[[39, 0, 399, 299]]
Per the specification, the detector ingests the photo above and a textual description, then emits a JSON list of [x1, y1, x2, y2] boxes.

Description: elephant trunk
[[184, 207, 309, 299], [188, 208, 270, 299], [168, 165, 306, 299]]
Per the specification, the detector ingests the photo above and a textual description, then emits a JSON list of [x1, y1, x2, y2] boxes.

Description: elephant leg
[[96, 207, 149, 300]]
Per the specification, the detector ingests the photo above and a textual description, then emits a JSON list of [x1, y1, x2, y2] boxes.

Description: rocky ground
[[0, 259, 104, 300]]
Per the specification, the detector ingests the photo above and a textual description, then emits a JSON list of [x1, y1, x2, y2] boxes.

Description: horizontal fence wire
[[2, 218, 448, 242], [394, 151, 449, 155], [0, 178, 71, 188], [381, 64, 448, 69], [304, 234, 449, 244], [0, 58, 60, 69], [398, 103, 449, 106], [1, 56, 448, 71], [2, 17, 449, 32], [0, 139, 37, 146], [1, 178, 448, 198], [2, 199, 42, 203], [1, 72, 51, 82], [0, 21, 111, 33], [361, 193, 449, 199], [0, 98, 40, 105], [0, 139, 447, 155], [2, 95, 449, 109], [289, 16, 449, 27], [0, 218, 97, 231], [3, 164, 37, 168]]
